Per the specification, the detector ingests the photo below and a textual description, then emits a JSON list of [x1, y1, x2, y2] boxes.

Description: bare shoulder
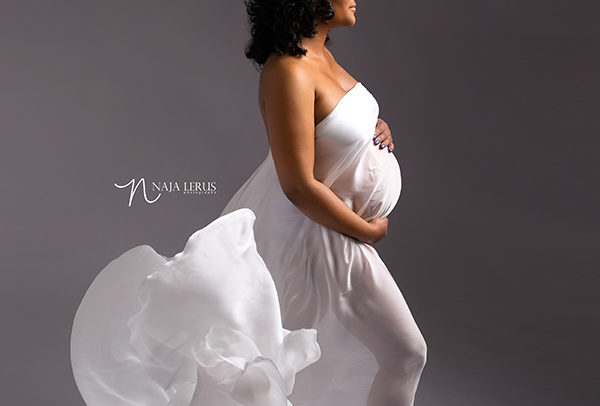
[[259, 54, 315, 106]]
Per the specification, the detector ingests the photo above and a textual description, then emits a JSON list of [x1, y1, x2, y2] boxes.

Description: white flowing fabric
[[71, 81, 427, 406], [71, 208, 321, 406]]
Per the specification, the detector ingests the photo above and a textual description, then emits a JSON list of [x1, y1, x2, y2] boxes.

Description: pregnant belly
[[330, 145, 402, 222]]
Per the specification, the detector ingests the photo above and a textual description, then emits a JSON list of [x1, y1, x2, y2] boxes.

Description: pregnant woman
[[71, 1, 427, 406]]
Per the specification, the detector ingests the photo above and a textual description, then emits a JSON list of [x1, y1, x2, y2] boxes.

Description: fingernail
[[373, 134, 377, 139], [389, 148, 394, 152], [380, 143, 385, 149], [375, 139, 380, 145]]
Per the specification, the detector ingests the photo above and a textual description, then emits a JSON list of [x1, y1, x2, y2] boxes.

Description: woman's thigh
[[332, 244, 427, 367]]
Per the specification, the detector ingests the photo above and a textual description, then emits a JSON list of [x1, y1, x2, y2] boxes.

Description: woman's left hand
[[373, 118, 394, 153]]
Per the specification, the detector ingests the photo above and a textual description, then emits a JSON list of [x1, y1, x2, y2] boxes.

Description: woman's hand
[[362, 217, 388, 245], [373, 117, 394, 153]]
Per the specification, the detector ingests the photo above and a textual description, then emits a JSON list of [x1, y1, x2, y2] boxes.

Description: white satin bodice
[[267, 81, 402, 222], [314, 81, 402, 221]]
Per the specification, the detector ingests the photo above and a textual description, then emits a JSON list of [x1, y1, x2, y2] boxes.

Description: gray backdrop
[[1, 1, 598, 405]]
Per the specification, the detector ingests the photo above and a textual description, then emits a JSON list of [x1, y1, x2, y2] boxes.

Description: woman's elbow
[[281, 180, 313, 205]]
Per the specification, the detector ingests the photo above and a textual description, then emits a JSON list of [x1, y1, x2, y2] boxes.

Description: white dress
[[71, 82, 426, 406]]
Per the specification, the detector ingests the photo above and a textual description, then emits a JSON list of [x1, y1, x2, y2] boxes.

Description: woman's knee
[[384, 334, 427, 372], [412, 336, 427, 368], [402, 334, 427, 370]]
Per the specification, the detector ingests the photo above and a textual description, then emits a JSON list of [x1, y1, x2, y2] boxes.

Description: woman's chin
[[329, 13, 356, 28], [335, 18, 355, 28], [345, 12, 357, 23]]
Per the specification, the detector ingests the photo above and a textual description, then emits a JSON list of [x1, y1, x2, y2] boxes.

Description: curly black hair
[[243, 0, 335, 69]]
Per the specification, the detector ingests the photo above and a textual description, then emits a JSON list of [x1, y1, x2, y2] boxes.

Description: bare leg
[[331, 246, 427, 406]]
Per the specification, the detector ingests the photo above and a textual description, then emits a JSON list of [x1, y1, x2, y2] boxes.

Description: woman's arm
[[260, 60, 386, 244]]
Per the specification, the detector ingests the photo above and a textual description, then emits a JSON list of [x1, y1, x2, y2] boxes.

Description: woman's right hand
[[362, 217, 388, 244]]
